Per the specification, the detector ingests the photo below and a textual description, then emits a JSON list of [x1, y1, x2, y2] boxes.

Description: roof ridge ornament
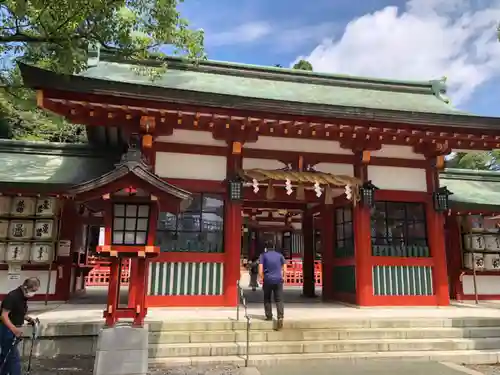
[[430, 76, 450, 104]]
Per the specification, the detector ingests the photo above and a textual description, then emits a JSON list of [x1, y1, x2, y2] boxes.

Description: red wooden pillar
[[353, 203, 373, 305], [321, 205, 334, 301], [133, 257, 148, 326], [128, 259, 138, 308], [427, 205, 450, 306], [224, 200, 242, 306], [425, 160, 450, 306], [445, 215, 462, 300], [105, 258, 121, 326], [302, 210, 316, 297]]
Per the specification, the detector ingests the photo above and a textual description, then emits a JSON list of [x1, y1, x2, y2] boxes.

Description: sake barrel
[[30, 243, 54, 263], [463, 234, 486, 251], [6, 242, 30, 263], [485, 253, 500, 270], [464, 252, 485, 270], [485, 234, 500, 251], [8, 220, 34, 240], [10, 197, 36, 217]]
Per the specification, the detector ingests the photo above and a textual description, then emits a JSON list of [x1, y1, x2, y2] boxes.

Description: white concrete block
[[94, 325, 148, 375]]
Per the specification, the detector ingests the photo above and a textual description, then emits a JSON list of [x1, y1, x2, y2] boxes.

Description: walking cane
[[25, 318, 40, 375], [0, 336, 23, 373]]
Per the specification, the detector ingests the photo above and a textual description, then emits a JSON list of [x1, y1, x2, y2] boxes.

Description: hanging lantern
[[360, 180, 378, 208], [433, 186, 453, 212], [228, 176, 243, 201]]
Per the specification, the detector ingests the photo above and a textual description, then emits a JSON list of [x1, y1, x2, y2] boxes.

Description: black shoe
[[252, 288, 256, 291], [265, 316, 273, 321], [277, 318, 284, 330]]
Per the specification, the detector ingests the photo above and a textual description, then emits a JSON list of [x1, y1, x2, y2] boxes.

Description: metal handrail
[[236, 280, 251, 367]]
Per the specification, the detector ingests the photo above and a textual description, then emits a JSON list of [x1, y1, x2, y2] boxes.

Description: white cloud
[[207, 21, 336, 51], [209, 22, 272, 46], [296, 0, 500, 105]]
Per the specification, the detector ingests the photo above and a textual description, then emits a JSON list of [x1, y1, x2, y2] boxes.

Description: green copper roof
[[80, 53, 462, 116], [440, 169, 500, 211], [0, 140, 119, 192]]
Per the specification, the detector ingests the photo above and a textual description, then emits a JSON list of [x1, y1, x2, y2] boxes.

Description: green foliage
[[293, 59, 313, 71], [446, 151, 500, 170], [0, 0, 205, 143]]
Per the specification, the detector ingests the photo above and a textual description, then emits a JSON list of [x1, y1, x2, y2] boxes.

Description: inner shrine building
[[9, 50, 500, 309]]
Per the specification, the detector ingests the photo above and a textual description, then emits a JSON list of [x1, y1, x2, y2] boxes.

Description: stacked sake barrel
[[463, 215, 500, 271], [0, 196, 58, 265]]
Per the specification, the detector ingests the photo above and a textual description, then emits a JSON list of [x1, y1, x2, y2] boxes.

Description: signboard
[[57, 240, 71, 257], [7, 264, 21, 289]]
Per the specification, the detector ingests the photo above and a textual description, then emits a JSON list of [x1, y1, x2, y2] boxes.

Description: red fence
[[284, 259, 322, 286], [85, 257, 130, 287], [85, 257, 321, 287]]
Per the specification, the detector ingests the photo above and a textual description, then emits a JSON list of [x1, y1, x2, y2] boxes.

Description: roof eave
[[20, 62, 500, 131]]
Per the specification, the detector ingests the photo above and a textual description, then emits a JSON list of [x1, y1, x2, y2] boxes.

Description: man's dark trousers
[[263, 281, 284, 319], [0, 324, 21, 375]]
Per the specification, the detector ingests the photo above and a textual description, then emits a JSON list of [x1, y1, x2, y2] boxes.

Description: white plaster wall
[[156, 129, 226, 146], [0, 270, 56, 294], [155, 152, 226, 181], [242, 158, 286, 170], [368, 166, 427, 192], [462, 275, 500, 295], [371, 145, 425, 160], [315, 163, 354, 176], [245, 136, 353, 154]]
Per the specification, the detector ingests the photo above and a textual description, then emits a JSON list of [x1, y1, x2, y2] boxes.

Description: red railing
[[85, 256, 130, 286], [284, 259, 322, 286]]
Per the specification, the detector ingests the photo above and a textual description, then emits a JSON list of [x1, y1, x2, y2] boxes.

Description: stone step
[[148, 337, 500, 358], [148, 327, 500, 344], [149, 349, 500, 367], [148, 318, 500, 332]]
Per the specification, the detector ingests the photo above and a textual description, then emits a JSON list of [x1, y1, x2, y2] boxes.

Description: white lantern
[[6, 242, 30, 263], [10, 197, 36, 217], [30, 243, 54, 263], [463, 234, 486, 251], [35, 197, 58, 217], [8, 221, 34, 240], [0, 197, 11, 216]]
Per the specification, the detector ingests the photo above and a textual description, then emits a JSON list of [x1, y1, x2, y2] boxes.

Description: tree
[[292, 59, 313, 71], [0, 0, 205, 143], [445, 151, 500, 170]]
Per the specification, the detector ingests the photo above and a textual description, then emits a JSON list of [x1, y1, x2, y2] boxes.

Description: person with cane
[[0, 277, 40, 375]]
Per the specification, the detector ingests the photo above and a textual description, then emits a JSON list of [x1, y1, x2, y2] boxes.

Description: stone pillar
[[302, 210, 316, 298]]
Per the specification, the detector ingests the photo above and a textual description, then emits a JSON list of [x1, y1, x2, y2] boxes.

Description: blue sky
[[178, 0, 500, 117]]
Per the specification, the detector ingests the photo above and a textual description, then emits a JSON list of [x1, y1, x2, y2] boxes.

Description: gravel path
[[25, 356, 244, 375]]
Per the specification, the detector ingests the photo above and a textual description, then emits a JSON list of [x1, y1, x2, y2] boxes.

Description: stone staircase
[[148, 318, 500, 366]]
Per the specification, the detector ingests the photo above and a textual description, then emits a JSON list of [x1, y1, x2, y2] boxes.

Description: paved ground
[[26, 358, 486, 375], [468, 365, 500, 375], [257, 361, 480, 375], [25, 357, 245, 375]]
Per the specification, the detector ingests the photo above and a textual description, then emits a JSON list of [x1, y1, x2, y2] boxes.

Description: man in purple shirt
[[258, 244, 286, 329]]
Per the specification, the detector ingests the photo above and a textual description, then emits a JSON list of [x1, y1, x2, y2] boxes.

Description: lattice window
[[112, 203, 150, 246]]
